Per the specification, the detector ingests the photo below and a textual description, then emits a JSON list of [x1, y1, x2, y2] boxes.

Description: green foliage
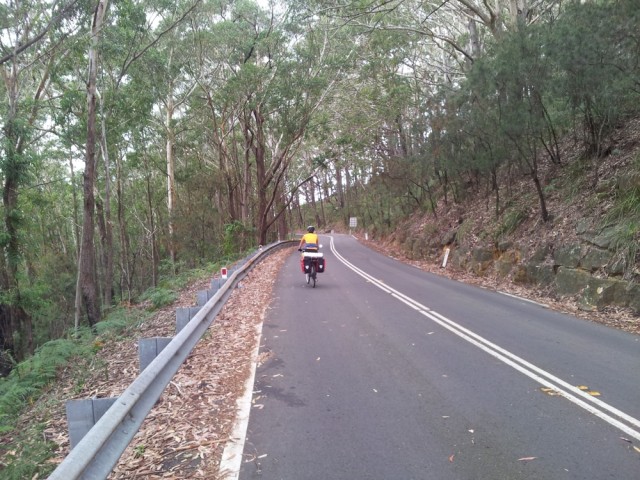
[[496, 208, 528, 239], [138, 287, 178, 310], [0, 303, 153, 477], [224, 221, 255, 257], [94, 308, 146, 337], [545, 0, 640, 154], [602, 185, 640, 274], [0, 339, 91, 434], [0, 421, 58, 480], [133, 443, 146, 458]]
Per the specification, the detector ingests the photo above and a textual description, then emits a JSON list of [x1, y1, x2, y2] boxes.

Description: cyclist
[[298, 226, 319, 252]]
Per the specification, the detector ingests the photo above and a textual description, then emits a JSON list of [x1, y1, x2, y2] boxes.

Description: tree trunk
[[79, 0, 109, 329], [318, 180, 327, 228], [508, 0, 530, 25], [99, 97, 114, 308], [1, 58, 34, 359], [335, 164, 345, 209], [2, 132, 34, 358], [467, 19, 482, 64], [95, 194, 108, 301], [532, 172, 549, 222], [69, 155, 81, 256], [344, 167, 352, 216], [166, 93, 177, 267], [253, 107, 269, 245], [242, 120, 253, 223], [276, 186, 288, 241], [145, 159, 158, 288], [117, 152, 132, 301]]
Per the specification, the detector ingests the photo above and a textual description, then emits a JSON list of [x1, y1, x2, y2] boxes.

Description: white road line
[[218, 321, 264, 479], [498, 290, 549, 308], [329, 236, 640, 441]]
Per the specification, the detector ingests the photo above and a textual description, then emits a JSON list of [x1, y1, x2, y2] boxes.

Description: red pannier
[[300, 254, 326, 273]]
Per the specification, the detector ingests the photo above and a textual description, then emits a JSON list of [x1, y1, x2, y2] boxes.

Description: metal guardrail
[[48, 240, 295, 480]]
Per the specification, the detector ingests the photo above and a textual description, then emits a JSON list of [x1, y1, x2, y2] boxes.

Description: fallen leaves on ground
[[18, 247, 290, 479]]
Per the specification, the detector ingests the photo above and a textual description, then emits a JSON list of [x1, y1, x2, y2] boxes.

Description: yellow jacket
[[299, 232, 319, 250]]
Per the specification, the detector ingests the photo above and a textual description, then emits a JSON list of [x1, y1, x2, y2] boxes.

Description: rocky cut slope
[[374, 118, 640, 333]]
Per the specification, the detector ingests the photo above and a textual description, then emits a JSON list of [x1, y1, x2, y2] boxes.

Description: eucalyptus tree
[[0, 0, 85, 362], [52, 0, 203, 325], [252, 19, 344, 244], [158, 35, 200, 266], [78, 0, 110, 329], [191, 0, 347, 245], [309, 21, 447, 224], [93, 0, 202, 292], [304, 0, 564, 73], [190, 1, 253, 227]]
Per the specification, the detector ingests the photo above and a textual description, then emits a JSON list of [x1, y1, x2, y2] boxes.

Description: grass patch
[[495, 208, 528, 239], [563, 156, 590, 202], [602, 185, 640, 276]]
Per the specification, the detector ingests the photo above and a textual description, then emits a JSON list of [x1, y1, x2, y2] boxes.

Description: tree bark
[[79, 0, 109, 329], [117, 152, 132, 302], [99, 95, 114, 308], [0, 53, 34, 359], [144, 155, 158, 288], [166, 92, 177, 267], [253, 107, 269, 245], [242, 119, 253, 223]]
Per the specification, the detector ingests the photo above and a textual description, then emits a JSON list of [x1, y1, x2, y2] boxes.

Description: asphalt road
[[236, 234, 640, 480]]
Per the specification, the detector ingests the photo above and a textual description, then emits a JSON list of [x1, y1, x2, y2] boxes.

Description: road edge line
[[217, 319, 264, 479]]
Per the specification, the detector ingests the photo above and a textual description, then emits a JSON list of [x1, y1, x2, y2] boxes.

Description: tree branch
[[0, 0, 82, 65]]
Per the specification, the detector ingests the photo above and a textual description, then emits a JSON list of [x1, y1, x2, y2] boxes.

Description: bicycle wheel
[[310, 264, 316, 288]]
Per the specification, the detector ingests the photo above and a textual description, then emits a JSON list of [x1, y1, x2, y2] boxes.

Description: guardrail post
[[66, 397, 118, 448], [197, 290, 213, 306], [176, 306, 202, 333], [210, 277, 227, 291], [139, 337, 173, 372]]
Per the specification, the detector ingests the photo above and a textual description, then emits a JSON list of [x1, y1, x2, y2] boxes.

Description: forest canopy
[[1, 0, 639, 365]]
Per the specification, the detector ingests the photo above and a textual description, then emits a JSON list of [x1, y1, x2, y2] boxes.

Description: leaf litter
[[9, 247, 290, 479]]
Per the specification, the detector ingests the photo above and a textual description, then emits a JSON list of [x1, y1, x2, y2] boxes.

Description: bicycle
[[299, 248, 325, 288]]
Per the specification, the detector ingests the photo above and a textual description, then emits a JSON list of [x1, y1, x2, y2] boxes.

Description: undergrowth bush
[[496, 208, 528, 239], [0, 338, 91, 434], [138, 287, 178, 310], [603, 185, 640, 277], [1, 424, 57, 480], [0, 251, 256, 477]]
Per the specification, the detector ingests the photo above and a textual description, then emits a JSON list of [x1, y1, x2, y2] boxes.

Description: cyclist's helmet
[[307, 226, 315, 233]]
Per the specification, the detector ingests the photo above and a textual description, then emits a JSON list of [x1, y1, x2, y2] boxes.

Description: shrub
[[138, 287, 177, 310]]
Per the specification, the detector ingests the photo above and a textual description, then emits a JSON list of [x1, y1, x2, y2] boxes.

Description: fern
[[0, 338, 87, 432], [138, 287, 178, 310]]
